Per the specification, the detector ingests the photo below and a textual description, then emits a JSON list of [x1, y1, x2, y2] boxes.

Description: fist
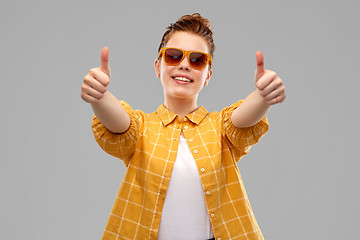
[[81, 47, 111, 103], [255, 51, 286, 105]]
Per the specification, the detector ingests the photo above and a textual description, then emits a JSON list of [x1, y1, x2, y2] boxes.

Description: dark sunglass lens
[[189, 52, 208, 69], [164, 49, 183, 64]]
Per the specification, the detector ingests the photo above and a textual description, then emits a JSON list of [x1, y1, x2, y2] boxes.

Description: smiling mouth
[[172, 76, 193, 83]]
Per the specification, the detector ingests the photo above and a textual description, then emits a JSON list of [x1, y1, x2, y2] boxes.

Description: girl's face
[[154, 31, 213, 103]]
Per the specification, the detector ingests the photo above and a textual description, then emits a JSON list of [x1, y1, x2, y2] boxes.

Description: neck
[[164, 96, 198, 119]]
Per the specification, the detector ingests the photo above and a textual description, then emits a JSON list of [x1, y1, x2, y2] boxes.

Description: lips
[[172, 75, 193, 83]]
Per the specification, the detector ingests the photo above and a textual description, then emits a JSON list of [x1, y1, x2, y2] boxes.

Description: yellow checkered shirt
[[92, 100, 269, 240]]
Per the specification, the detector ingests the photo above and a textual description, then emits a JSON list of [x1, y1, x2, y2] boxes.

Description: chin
[[167, 90, 196, 100]]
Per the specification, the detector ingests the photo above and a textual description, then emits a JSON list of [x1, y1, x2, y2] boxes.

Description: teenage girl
[[81, 13, 285, 240]]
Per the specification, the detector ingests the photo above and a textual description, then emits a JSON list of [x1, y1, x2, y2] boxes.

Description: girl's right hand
[[81, 47, 111, 103]]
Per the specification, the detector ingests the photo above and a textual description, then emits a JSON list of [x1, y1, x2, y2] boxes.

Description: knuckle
[[81, 84, 87, 93], [89, 68, 99, 75], [271, 72, 278, 79], [83, 75, 92, 84], [104, 77, 110, 86], [100, 86, 108, 93], [280, 85, 285, 92], [256, 81, 263, 90], [80, 93, 89, 102], [89, 67, 97, 73], [81, 83, 90, 93]]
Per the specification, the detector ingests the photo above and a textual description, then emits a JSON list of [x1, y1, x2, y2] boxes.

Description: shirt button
[[184, 118, 187, 121], [184, 126, 188, 130], [205, 191, 211, 196], [211, 213, 215, 218], [217, 238, 221, 240], [200, 168, 205, 173], [194, 150, 198, 153]]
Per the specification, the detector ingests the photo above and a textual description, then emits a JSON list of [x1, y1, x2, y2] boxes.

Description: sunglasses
[[158, 47, 212, 70]]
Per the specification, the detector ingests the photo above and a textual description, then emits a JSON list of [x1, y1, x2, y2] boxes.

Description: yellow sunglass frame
[[158, 47, 212, 70]]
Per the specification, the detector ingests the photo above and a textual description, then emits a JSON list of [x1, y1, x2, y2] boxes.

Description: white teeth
[[174, 77, 192, 82]]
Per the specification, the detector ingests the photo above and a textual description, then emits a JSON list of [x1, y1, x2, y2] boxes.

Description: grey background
[[1, 0, 359, 239]]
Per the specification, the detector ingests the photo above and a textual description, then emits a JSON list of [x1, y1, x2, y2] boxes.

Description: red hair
[[158, 13, 215, 57]]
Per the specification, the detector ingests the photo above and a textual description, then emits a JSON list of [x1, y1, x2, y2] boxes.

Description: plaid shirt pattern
[[92, 100, 269, 240]]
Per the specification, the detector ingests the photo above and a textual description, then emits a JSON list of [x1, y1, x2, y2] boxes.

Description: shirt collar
[[156, 104, 208, 126]]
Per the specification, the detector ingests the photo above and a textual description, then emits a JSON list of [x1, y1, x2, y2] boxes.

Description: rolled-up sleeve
[[221, 100, 269, 157], [91, 100, 143, 166]]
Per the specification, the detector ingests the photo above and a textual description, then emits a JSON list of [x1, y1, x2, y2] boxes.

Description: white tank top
[[157, 135, 215, 239]]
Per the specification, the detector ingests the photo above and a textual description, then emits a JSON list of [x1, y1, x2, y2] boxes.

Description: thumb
[[255, 50, 265, 82], [100, 46, 111, 76]]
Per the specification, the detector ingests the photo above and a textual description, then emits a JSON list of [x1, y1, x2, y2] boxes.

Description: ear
[[204, 68, 213, 86], [154, 59, 161, 78]]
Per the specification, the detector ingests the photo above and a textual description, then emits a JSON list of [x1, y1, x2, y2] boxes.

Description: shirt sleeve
[[221, 99, 269, 157], [91, 100, 143, 167]]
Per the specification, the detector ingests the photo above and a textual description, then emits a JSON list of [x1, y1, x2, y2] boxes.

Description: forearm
[[91, 91, 131, 133], [231, 89, 270, 128]]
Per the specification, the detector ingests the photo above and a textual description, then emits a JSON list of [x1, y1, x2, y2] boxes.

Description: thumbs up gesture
[[81, 47, 111, 103], [255, 51, 286, 105]]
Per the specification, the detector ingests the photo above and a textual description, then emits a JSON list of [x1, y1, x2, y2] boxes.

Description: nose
[[177, 55, 191, 70]]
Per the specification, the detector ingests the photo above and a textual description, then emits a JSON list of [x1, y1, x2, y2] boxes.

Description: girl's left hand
[[254, 51, 286, 105]]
